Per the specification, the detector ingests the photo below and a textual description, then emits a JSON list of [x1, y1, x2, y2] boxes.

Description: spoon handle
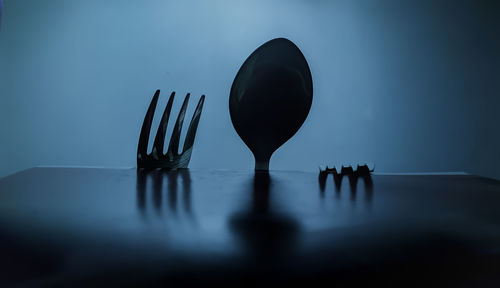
[[255, 159, 270, 171]]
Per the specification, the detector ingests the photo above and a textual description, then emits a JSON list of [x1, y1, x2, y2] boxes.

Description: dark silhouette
[[230, 38, 313, 170], [137, 90, 205, 170], [319, 164, 374, 177]]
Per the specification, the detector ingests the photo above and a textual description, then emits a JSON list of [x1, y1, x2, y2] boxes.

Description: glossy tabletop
[[1, 168, 500, 287]]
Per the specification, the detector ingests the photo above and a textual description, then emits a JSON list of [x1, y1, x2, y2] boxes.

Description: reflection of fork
[[136, 169, 193, 215], [138, 90, 205, 169]]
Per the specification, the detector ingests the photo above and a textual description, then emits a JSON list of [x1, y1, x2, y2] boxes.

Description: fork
[[137, 90, 205, 170]]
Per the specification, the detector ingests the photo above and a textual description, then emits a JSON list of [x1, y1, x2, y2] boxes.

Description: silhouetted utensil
[[230, 38, 313, 170], [137, 90, 205, 170], [319, 164, 374, 196], [319, 164, 375, 177]]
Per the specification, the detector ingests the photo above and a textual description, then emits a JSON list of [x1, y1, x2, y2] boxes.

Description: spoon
[[229, 38, 313, 170]]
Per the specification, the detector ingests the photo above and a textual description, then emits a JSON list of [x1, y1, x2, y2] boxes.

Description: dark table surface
[[1, 168, 500, 287]]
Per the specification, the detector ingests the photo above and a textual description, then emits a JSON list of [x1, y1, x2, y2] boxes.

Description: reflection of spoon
[[230, 38, 313, 170], [228, 172, 300, 261]]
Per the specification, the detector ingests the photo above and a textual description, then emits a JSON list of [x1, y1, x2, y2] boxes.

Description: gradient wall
[[1, 0, 499, 178]]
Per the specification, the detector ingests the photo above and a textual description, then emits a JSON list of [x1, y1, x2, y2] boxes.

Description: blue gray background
[[1, 0, 499, 179]]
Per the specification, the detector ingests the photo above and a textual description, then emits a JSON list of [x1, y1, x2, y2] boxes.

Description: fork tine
[[167, 93, 190, 157], [182, 95, 205, 153], [152, 91, 175, 156], [138, 90, 160, 160]]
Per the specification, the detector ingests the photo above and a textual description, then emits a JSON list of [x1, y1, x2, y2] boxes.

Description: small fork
[[137, 90, 205, 170]]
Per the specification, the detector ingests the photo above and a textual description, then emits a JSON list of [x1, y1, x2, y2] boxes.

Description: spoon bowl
[[229, 38, 313, 170]]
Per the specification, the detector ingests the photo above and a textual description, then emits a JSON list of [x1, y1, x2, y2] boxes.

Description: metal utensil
[[137, 90, 205, 170], [229, 38, 313, 170]]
